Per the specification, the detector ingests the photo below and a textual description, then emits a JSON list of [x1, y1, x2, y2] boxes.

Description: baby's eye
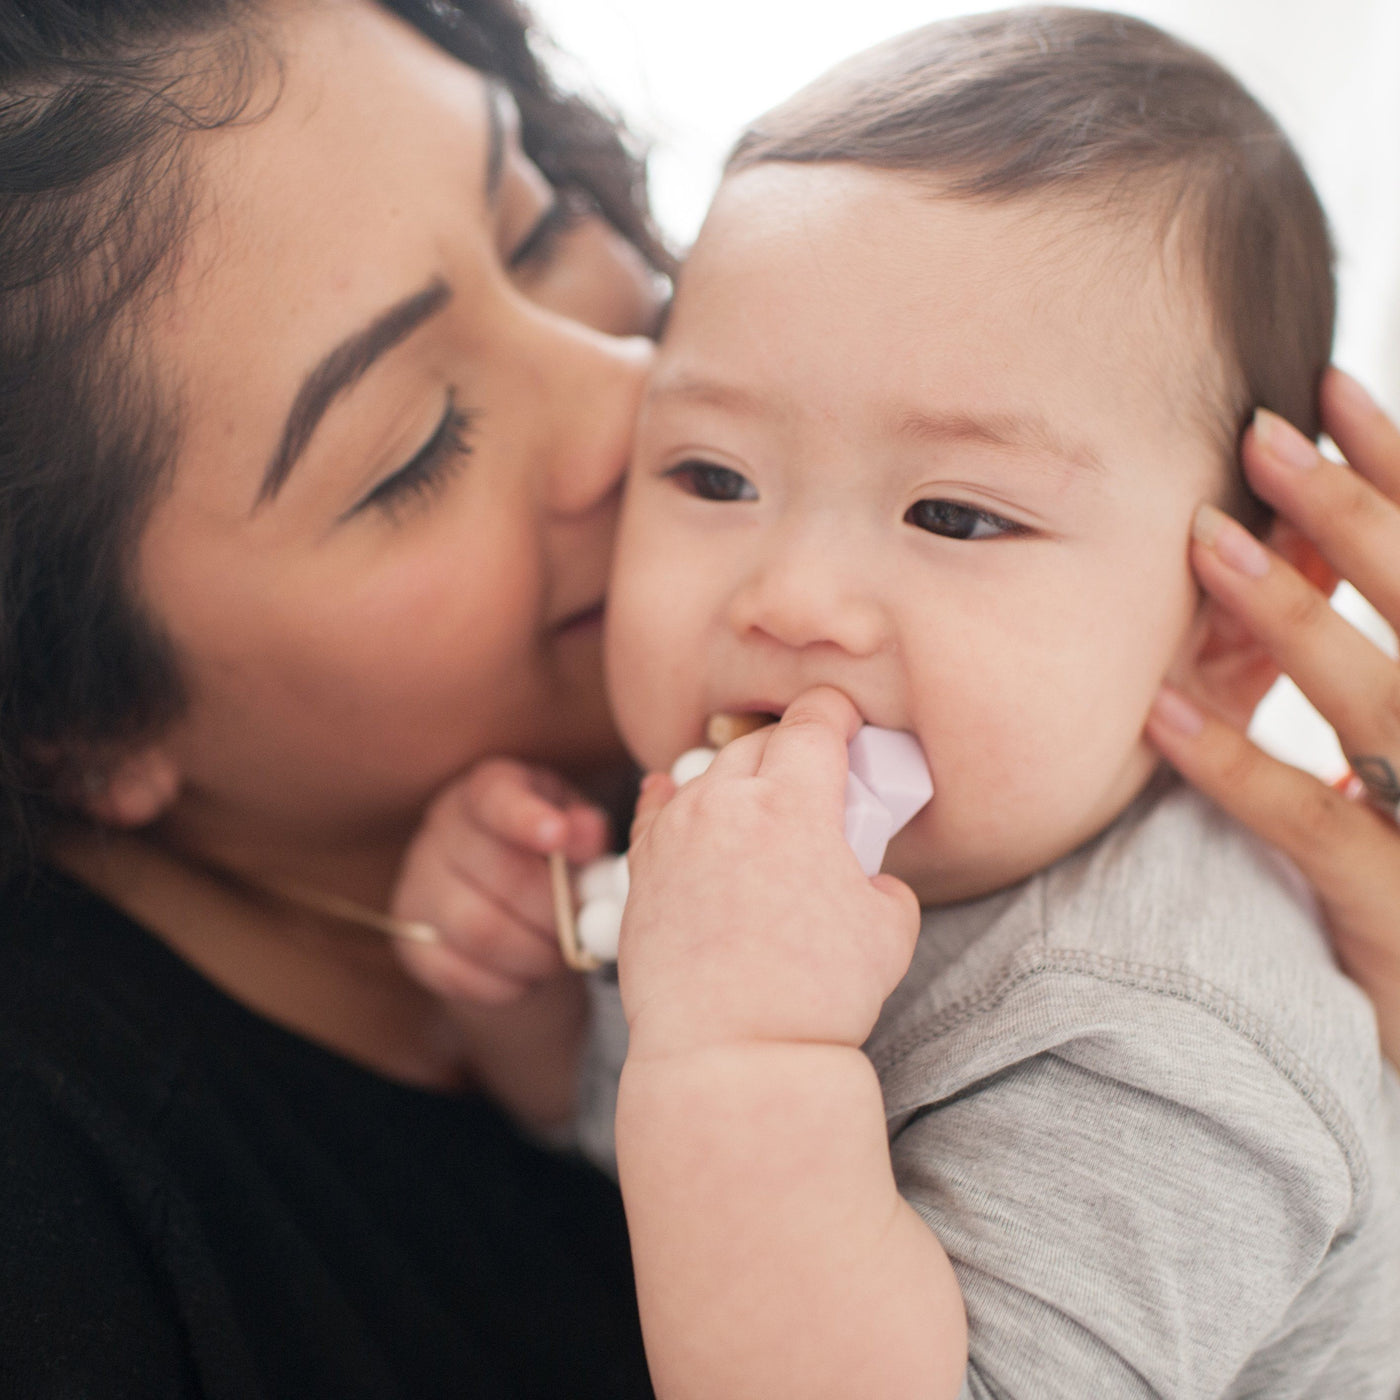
[[663, 461, 758, 502], [904, 499, 1023, 540]]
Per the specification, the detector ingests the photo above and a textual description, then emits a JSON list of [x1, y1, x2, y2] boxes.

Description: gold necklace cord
[[254, 873, 440, 946], [57, 828, 440, 949]]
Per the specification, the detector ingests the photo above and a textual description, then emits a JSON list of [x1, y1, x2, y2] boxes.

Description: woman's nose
[[542, 327, 653, 517], [727, 530, 892, 658]]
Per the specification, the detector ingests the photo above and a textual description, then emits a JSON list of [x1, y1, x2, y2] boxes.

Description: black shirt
[[0, 870, 653, 1398]]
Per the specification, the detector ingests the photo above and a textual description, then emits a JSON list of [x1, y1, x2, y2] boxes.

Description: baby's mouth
[[704, 710, 781, 747]]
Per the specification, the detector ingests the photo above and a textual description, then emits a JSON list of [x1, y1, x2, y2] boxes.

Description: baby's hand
[[391, 759, 609, 1004], [619, 687, 922, 1060]]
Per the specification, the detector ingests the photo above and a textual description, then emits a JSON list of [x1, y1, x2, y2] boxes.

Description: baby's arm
[[615, 689, 967, 1400], [391, 759, 610, 1125]]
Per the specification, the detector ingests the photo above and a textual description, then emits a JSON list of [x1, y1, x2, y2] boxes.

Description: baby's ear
[[1169, 596, 1279, 730], [1166, 516, 1338, 729]]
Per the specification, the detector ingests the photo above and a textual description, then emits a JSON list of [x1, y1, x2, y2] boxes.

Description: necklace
[[58, 825, 440, 948], [247, 870, 439, 946]]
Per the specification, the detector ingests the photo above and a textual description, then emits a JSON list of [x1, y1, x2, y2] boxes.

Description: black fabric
[[0, 869, 653, 1399]]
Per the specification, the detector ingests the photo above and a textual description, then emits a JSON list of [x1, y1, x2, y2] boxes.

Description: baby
[[399, 8, 1400, 1396]]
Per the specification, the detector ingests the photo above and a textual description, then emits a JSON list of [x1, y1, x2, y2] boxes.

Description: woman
[[0, 0, 664, 1392], [1, 1, 1397, 1395], [1147, 368, 1400, 1069]]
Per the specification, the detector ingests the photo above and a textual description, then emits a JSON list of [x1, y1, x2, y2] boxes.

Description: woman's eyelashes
[[509, 187, 589, 271], [351, 393, 475, 522], [663, 460, 758, 502], [904, 498, 1025, 540]]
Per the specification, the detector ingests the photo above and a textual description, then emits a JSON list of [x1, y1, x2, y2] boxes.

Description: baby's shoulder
[[870, 783, 1388, 1190], [869, 785, 1400, 1396], [1041, 777, 1332, 985]]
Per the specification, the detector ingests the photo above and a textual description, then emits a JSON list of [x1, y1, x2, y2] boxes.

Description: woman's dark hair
[[0, 0, 666, 881], [730, 6, 1335, 482]]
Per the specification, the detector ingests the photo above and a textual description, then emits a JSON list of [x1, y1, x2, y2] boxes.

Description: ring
[[1344, 754, 1400, 823]]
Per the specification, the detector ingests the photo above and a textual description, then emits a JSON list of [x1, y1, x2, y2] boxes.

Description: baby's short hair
[[729, 6, 1334, 464]]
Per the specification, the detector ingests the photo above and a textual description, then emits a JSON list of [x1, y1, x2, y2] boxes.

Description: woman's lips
[[553, 601, 605, 634], [713, 704, 785, 726]]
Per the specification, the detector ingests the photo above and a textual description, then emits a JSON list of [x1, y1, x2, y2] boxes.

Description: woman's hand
[[1147, 369, 1400, 1063]]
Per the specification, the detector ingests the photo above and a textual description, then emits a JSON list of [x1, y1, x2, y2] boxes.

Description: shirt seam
[[869, 944, 1370, 1212]]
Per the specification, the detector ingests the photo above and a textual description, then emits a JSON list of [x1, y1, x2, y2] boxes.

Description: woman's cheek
[[604, 604, 672, 769], [604, 506, 680, 767]]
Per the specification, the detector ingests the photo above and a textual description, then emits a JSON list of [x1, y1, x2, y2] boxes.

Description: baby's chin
[[887, 760, 1171, 908], [888, 853, 1025, 909], [614, 698, 739, 773], [880, 824, 1011, 908], [884, 823, 1092, 907], [611, 719, 693, 777]]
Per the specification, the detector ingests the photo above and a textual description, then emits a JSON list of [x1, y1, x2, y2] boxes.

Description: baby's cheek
[[887, 696, 1099, 897]]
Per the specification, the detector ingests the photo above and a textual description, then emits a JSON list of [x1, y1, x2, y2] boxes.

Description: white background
[[530, 0, 1400, 773]]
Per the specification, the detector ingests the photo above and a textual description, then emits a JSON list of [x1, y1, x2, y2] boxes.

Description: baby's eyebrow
[[894, 408, 1106, 476], [646, 374, 772, 420], [649, 373, 1106, 478]]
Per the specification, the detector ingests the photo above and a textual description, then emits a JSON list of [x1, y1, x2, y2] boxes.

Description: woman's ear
[[1167, 516, 1340, 729], [81, 746, 181, 828]]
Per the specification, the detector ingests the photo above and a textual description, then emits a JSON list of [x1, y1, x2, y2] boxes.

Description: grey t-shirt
[[579, 779, 1400, 1397]]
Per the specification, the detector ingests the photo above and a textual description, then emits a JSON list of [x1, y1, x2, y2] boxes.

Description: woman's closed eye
[[662, 460, 758, 502], [350, 392, 475, 522], [905, 499, 1025, 540], [510, 187, 589, 271]]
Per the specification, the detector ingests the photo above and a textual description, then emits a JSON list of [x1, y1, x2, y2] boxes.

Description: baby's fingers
[[435, 821, 565, 935], [628, 772, 677, 852], [753, 687, 863, 821], [457, 758, 608, 860], [398, 939, 531, 1007], [1191, 502, 1400, 764], [869, 872, 924, 977], [396, 872, 562, 1004]]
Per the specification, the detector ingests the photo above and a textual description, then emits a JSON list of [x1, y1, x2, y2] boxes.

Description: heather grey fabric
[[579, 779, 1400, 1397]]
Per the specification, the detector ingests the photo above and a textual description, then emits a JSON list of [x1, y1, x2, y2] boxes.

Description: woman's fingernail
[[1151, 687, 1204, 737], [1254, 408, 1318, 470], [1192, 502, 1270, 577], [1328, 368, 1379, 421]]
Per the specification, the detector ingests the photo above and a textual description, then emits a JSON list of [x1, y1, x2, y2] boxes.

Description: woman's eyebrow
[[255, 278, 453, 509]]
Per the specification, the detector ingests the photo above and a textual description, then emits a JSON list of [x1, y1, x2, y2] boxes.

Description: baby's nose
[[727, 534, 891, 657]]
